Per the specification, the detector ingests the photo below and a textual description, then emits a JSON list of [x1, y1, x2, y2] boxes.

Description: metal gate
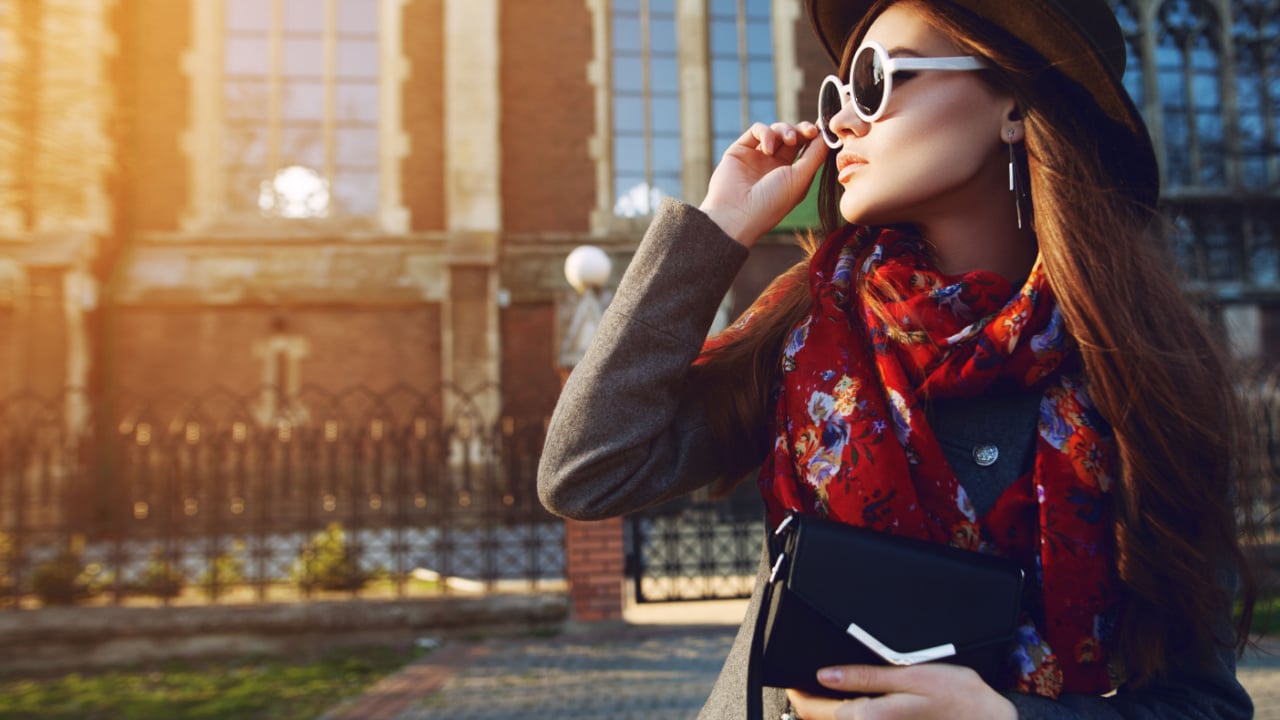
[[625, 481, 766, 602]]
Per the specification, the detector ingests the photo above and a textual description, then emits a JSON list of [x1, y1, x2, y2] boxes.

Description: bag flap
[[780, 515, 1023, 656]]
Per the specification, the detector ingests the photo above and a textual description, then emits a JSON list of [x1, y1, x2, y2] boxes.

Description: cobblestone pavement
[[393, 627, 734, 720], [326, 605, 1280, 720]]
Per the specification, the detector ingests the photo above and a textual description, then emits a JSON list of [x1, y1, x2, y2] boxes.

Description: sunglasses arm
[[885, 56, 989, 72]]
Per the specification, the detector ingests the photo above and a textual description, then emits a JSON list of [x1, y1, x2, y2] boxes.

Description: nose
[[828, 98, 869, 144]]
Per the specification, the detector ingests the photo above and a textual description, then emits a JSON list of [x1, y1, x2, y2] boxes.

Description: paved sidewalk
[[1239, 645, 1280, 720], [325, 599, 1280, 720], [322, 600, 746, 720]]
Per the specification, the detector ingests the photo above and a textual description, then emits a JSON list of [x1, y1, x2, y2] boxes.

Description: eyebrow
[[885, 47, 925, 58]]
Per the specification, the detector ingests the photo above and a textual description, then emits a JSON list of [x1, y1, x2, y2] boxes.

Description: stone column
[[443, 0, 501, 420], [772, 0, 803, 125], [63, 266, 96, 433], [677, 0, 712, 207]]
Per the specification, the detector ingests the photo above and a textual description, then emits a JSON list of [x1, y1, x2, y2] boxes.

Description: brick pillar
[[564, 517, 625, 623]]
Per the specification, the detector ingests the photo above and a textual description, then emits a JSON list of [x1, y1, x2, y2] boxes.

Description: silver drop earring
[[1008, 130, 1023, 230]]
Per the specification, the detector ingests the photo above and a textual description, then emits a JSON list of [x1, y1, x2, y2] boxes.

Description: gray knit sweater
[[537, 199, 1252, 719]]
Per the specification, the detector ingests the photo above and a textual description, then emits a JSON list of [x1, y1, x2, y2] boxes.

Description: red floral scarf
[[754, 225, 1119, 697]]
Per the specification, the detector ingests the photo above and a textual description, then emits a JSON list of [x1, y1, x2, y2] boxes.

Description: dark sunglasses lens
[[852, 45, 884, 117], [819, 80, 843, 139]]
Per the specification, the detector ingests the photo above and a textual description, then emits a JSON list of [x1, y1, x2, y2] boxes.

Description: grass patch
[[1252, 594, 1280, 636], [0, 645, 424, 720]]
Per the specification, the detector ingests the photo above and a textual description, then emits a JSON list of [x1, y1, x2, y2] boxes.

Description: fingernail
[[818, 667, 843, 683]]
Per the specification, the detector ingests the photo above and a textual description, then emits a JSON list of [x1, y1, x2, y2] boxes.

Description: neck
[[916, 215, 1037, 282], [911, 156, 1037, 282]]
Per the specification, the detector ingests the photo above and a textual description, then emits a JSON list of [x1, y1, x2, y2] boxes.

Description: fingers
[[818, 664, 963, 695], [790, 666, 1013, 720], [738, 121, 820, 157], [786, 689, 875, 720], [791, 127, 829, 180], [817, 666, 902, 695]]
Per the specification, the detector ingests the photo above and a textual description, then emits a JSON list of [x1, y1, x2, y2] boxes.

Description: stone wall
[[0, 594, 568, 675], [111, 304, 444, 401]]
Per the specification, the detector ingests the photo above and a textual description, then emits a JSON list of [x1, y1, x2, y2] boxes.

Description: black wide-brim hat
[[806, 0, 1160, 208]]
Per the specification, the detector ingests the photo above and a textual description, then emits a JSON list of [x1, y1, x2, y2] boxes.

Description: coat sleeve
[[1007, 645, 1251, 719], [1007, 577, 1252, 720], [537, 198, 751, 521]]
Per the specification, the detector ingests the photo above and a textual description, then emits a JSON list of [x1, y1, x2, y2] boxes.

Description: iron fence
[[627, 481, 765, 603], [1240, 364, 1280, 541], [7, 362, 1280, 610], [0, 384, 562, 609]]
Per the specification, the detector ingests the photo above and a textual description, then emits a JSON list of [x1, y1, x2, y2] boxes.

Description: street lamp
[[558, 245, 612, 372], [563, 245, 611, 295]]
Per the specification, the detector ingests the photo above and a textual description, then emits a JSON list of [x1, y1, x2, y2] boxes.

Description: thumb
[[818, 665, 916, 695], [789, 137, 828, 200]]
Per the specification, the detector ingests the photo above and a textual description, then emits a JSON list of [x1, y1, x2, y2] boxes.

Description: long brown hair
[[690, 0, 1255, 687]]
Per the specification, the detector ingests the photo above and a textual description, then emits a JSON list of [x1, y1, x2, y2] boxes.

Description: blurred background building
[[0, 0, 1276, 425]]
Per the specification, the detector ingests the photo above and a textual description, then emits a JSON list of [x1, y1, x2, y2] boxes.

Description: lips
[[837, 152, 868, 181]]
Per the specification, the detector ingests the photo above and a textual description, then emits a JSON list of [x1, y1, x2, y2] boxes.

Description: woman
[[539, 0, 1256, 717]]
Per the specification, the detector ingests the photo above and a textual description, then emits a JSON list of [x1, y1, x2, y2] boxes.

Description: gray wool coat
[[536, 199, 1253, 719]]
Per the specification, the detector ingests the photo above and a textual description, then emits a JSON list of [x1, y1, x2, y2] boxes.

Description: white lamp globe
[[564, 245, 612, 294]]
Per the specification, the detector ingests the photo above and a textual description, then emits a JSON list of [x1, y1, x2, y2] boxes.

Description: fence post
[[557, 247, 624, 623], [563, 514, 625, 623]]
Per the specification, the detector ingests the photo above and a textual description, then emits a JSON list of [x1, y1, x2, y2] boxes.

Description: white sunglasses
[[817, 39, 988, 148]]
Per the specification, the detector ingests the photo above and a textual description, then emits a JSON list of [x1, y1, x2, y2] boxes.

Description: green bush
[[0, 532, 13, 604], [31, 548, 103, 606], [133, 549, 186, 599], [291, 523, 370, 592], [197, 542, 248, 600]]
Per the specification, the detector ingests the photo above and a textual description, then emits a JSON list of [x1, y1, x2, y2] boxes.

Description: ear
[[1001, 106, 1026, 144]]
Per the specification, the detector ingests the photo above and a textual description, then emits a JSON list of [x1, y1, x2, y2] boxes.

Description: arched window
[[1245, 207, 1279, 285], [1201, 209, 1243, 282], [1111, 0, 1147, 109], [1232, 0, 1280, 191], [1170, 207, 1244, 284], [611, 0, 682, 217], [709, 0, 775, 158], [0, 0, 20, 234], [223, 0, 382, 219], [1156, 0, 1226, 189], [601, 0, 783, 224]]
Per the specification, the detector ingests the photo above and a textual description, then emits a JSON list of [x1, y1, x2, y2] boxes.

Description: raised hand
[[698, 120, 828, 249]]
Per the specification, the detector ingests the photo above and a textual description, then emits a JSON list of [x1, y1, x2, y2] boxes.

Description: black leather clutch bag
[[750, 512, 1024, 702]]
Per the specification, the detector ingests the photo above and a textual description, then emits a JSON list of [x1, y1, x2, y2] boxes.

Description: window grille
[[709, 0, 775, 158], [607, 0, 779, 219], [223, 0, 381, 219], [1156, 0, 1226, 189], [1231, 0, 1280, 191], [610, 0, 682, 217]]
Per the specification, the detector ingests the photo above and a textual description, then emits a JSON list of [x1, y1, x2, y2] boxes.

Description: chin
[[840, 198, 896, 227]]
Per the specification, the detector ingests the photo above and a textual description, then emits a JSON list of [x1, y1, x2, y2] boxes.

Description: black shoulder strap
[[748, 521, 792, 719], [747, 532, 777, 719]]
